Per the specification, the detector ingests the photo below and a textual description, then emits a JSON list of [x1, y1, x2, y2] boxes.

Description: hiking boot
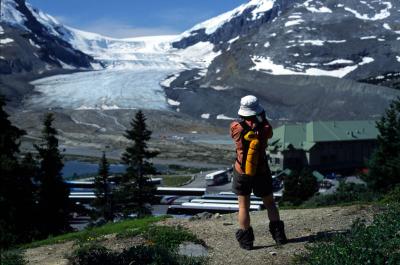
[[269, 220, 288, 245], [235, 227, 254, 250]]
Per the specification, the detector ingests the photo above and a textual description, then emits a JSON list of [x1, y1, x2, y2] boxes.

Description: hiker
[[230, 95, 287, 250]]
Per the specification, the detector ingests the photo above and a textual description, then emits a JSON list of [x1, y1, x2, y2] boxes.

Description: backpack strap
[[236, 120, 252, 172]]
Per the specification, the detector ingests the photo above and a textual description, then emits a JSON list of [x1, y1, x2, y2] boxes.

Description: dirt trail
[[24, 205, 374, 265], [161, 205, 375, 265]]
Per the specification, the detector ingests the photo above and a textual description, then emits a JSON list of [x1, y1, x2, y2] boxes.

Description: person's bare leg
[[262, 194, 280, 222], [238, 195, 251, 229]]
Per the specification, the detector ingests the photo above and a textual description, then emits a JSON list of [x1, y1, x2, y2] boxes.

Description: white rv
[[205, 170, 229, 186]]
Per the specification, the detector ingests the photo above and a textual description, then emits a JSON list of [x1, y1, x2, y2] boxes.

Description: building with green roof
[[267, 120, 379, 174]]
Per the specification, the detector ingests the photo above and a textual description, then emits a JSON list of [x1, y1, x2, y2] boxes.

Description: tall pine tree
[[365, 97, 400, 191], [93, 151, 114, 221], [34, 113, 70, 236], [116, 110, 158, 217], [0, 96, 37, 248]]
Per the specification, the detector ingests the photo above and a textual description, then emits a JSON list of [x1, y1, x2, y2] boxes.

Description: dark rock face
[[165, 0, 400, 122], [0, 0, 95, 102], [2, 0, 93, 72]]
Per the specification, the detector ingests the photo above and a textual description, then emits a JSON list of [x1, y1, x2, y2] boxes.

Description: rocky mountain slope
[[1, 0, 400, 123], [0, 0, 98, 102], [164, 0, 400, 122]]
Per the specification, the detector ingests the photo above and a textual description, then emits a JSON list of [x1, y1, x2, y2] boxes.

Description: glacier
[[27, 68, 176, 110], [0, 0, 219, 111], [26, 36, 219, 110]]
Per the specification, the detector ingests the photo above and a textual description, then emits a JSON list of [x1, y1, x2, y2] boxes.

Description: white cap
[[238, 95, 264, 117]]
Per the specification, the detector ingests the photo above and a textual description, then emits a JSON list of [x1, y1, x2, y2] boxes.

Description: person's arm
[[257, 111, 273, 139], [230, 121, 242, 143], [264, 119, 273, 139]]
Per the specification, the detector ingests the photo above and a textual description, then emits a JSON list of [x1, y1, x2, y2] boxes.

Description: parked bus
[[205, 170, 229, 186]]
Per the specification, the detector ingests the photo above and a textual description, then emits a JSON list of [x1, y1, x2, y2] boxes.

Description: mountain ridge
[[1, 0, 400, 122]]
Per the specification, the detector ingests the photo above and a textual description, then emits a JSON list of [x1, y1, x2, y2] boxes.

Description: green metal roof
[[312, 171, 325, 182], [269, 120, 378, 152]]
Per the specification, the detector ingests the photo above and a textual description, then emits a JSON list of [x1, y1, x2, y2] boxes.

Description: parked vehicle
[[205, 170, 229, 186]]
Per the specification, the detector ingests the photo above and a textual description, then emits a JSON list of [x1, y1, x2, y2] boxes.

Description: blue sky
[[29, 0, 246, 38]]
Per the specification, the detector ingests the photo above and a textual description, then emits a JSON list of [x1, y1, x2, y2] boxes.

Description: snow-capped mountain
[[0, 0, 95, 73], [0, 0, 222, 107], [173, 0, 400, 82], [1, 0, 400, 122], [173, 0, 287, 49], [163, 0, 400, 121]]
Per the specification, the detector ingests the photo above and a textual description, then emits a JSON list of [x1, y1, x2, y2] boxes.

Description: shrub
[[302, 182, 379, 207], [381, 185, 400, 203], [0, 251, 27, 265], [68, 244, 204, 265], [144, 226, 200, 250], [295, 204, 400, 265], [282, 169, 319, 206], [68, 244, 118, 265]]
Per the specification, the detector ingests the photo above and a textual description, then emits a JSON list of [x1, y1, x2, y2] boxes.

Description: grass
[[162, 175, 192, 186], [22, 215, 168, 249], [0, 250, 27, 265]]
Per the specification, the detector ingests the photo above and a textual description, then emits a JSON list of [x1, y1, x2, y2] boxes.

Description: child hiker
[[230, 95, 288, 250]]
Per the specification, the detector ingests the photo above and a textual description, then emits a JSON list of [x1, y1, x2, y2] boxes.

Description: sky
[[28, 0, 246, 38]]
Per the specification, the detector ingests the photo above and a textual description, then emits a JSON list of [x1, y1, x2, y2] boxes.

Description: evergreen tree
[[0, 96, 25, 158], [364, 97, 400, 191], [34, 113, 70, 236], [282, 168, 319, 206], [93, 151, 114, 221], [116, 110, 158, 217], [0, 96, 37, 248]]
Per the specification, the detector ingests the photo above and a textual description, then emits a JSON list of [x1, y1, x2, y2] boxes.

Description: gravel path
[[23, 205, 375, 265], [161, 205, 375, 265]]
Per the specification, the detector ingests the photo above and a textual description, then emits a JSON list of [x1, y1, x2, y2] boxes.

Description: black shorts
[[232, 168, 273, 197]]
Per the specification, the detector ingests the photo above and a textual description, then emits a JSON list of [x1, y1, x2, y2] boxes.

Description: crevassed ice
[[28, 69, 176, 110], [27, 27, 220, 110]]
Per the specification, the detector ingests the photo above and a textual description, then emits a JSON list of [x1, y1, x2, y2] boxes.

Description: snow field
[[250, 56, 374, 78]]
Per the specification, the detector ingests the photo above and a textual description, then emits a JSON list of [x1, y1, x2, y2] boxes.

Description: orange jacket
[[230, 119, 273, 175]]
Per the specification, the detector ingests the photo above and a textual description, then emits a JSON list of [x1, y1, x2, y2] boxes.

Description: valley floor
[[10, 108, 235, 168]]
